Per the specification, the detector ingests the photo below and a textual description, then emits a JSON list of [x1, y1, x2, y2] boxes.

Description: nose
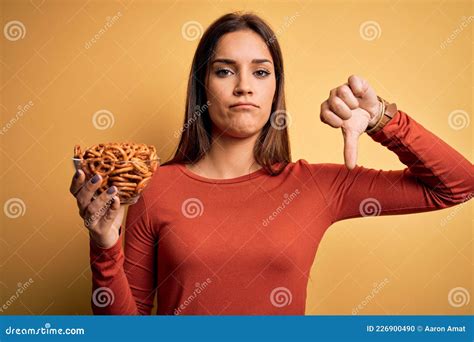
[[233, 72, 253, 96]]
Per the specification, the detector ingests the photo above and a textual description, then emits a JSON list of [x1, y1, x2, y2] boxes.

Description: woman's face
[[205, 29, 276, 139]]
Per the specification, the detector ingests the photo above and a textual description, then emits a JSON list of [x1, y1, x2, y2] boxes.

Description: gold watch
[[365, 96, 398, 135]]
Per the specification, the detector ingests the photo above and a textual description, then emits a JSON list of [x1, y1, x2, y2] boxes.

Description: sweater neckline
[[177, 163, 269, 184]]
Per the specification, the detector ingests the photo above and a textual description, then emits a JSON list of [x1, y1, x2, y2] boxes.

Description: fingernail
[[107, 186, 116, 194], [74, 170, 81, 179], [91, 174, 100, 184]]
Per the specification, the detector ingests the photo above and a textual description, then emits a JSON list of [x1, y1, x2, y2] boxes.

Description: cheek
[[206, 78, 230, 105], [259, 81, 276, 120], [264, 81, 277, 107]]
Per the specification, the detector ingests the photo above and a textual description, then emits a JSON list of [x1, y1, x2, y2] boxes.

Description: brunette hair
[[163, 11, 291, 175]]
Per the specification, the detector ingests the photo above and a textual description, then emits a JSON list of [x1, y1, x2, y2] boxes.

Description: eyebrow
[[211, 58, 273, 65]]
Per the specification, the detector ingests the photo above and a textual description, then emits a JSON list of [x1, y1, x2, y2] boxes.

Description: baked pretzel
[[74, 142, 158, 203]]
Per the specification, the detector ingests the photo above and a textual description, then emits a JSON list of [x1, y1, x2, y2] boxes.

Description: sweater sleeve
[[89, 192, 158, 315], [305, 109, 474, 223]]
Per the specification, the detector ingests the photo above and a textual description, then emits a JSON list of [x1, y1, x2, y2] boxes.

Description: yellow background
[[0, 0, 472, 315]]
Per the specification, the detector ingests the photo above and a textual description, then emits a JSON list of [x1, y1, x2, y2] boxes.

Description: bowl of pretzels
[[72, 142, 159, 205]]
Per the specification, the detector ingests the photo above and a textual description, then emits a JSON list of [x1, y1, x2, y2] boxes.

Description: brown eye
[[254, 69, 270, 78], [215, 68, 233, 77]]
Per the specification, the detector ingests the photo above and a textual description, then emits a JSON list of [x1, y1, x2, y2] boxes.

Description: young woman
[[70, 12, 474, 315]]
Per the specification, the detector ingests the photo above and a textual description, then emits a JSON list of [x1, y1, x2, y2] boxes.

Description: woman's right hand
[[69, 170, 125, 249]]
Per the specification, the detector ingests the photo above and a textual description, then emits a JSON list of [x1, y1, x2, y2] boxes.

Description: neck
[[192, 132, 262, 179]]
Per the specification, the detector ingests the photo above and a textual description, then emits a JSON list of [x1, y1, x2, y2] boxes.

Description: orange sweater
[[89, 110, 474, 315]]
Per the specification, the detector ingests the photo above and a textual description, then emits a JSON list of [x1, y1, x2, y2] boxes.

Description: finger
[[336, 84, 359, 109], [328, 95, 352, 120], [76, 174, 102, 217], [348, 75, 369, 98], [84, 187, 118, 229], [320, 101, 343, 128], [342, 129, 359, 170], [102, 196, 121, 224], [70, 170, 85, 196]]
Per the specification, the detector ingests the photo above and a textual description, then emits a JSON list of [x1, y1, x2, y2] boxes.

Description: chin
[[212, 115, 265, 138], [226, 127, 262, 139]]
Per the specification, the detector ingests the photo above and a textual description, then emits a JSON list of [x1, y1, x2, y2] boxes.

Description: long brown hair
[[163, 11, 291, 176]]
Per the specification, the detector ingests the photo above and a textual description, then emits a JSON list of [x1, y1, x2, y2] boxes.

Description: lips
[[230, 103, 258, 108]]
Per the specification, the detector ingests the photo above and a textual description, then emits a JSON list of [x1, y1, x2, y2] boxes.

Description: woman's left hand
[[320, 75, 382, 170]]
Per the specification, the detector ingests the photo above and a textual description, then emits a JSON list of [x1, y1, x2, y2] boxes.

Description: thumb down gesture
[[320, 75, 383, 170]]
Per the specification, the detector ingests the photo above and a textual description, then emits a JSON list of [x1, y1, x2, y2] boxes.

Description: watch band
[[365, 96, 398, 135]]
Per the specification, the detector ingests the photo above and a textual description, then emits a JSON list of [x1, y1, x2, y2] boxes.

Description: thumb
[[342, 128, 359, 170]]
